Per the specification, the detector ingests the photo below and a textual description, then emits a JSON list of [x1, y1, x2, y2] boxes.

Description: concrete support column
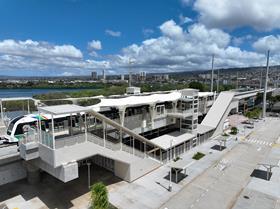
[[149, 104, 155, 129], [38, 110, 42, 143], [119, 107, 126, 127], [69, 114, 73, 136], [119, 107, 126, 150], [51, 114, 55, 149], [144, 142, 147, 158], [172, 101, 177, 113], [24, 162, 40, 184], [85, 113, 88, 142], [27, 99, 30, 114], [132, 136, 135, 156], [0, 99, 3, 123]]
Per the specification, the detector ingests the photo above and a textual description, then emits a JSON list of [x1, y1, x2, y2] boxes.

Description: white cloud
[[193, 0, 280, 31], [232, 35, 253, 46], [88, 40, 102, 50], [61, 72, 74, 76], [105, 29, 121, 37], [159, 20, 184, 39], [112, 20, 267, 73], [0, 20, 277, 76], [179, 14, 192, 25], [0, 39, 83, 59], [0, 39, 109, 75], [143, 28, 154, 37], [188, 24, 230, 48], [253, 35, 280, 53]]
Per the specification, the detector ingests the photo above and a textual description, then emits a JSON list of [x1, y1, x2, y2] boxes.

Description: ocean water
[[0, 88, 94, 120]]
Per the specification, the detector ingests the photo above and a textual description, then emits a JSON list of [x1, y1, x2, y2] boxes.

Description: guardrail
[[87, 133, 145, 158]]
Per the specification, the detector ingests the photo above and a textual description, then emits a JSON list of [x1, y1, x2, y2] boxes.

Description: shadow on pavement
[[250, 169, 272, 181], [211, 145, 226, 151], [0, 164, 121, 209]]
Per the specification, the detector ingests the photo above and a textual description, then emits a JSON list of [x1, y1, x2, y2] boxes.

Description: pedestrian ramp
[[201, 91, 235, 136]]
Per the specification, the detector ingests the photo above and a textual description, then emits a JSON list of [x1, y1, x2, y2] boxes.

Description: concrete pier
[[24, 162, 41, 184]]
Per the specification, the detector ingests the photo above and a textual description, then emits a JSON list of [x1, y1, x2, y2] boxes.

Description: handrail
[[89, 110, 159, 148]]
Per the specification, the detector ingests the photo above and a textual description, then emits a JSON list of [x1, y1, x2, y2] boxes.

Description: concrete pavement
[[159, 117, 280, 209]]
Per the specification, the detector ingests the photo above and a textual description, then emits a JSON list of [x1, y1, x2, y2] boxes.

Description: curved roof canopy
[[92, 91, 182, 110]]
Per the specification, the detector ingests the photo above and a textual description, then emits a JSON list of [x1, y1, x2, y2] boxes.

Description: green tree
[[188, 81, 207, 92], [91, 182, 109, 209]]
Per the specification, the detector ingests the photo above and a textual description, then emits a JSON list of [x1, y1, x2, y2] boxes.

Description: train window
[[7, 116, 24, 135], [15, 123, 26, 135]]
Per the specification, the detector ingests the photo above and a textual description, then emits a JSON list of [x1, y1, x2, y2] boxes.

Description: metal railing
[[87, 132, 145, 158], [18, 128, 39, 145], [55, 134, 86, 149], [41, 131, 54, 149]]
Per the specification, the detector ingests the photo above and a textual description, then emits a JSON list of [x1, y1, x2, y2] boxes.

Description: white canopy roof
[[198, 92, 214, 97], [150, 131, 195, 150], [92, 91, 182, 110], [38, 104, 92, 115]]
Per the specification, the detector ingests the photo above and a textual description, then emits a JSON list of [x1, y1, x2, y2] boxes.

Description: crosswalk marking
[[246, 138, 273, 147]]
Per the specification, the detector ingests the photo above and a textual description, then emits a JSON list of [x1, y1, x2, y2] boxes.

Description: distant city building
[[91, 71, 98, 80], [121, 74, 125, 81], [153, 74, 170, 81], [140, 71, 146, 81], [163, 74, 169, 80], [102, 69, 106, 80]]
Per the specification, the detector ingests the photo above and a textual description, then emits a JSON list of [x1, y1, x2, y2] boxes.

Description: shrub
[[192, 152, 205, 160], [91, 182, 109, 209], [230, 127, 238, 135], [245, 108, 262, 119], [173, 156, 181, 162]]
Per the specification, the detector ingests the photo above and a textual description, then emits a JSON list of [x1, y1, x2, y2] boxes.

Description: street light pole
[[211, 54, 214, 92], [87, 162, 91, 189], [263, 50, 270, 118]]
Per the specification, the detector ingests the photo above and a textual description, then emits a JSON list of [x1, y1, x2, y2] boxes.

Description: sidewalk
[[108, 132, 247, 209]]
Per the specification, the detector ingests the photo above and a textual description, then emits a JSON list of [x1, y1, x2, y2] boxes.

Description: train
[[2, 113, 81, 143]]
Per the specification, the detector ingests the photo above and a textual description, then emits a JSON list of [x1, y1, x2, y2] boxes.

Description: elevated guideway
[[201, 91, 236, 137]]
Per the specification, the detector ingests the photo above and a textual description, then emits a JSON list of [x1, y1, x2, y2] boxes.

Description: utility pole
[[216, 69, 220, 92], [210, 54, 214, 92], [236, 72, 239, 89], [128, 59, 134, 87], [262, 50, 270, 118], [260, 69, 263, 89]]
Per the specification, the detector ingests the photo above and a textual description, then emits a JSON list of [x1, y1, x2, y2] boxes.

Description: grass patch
[[192, 152, 205, 160]]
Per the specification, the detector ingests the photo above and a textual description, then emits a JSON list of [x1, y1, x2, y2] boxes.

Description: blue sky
[[0, 0, 280, 76], [0, 0, 188, 55]]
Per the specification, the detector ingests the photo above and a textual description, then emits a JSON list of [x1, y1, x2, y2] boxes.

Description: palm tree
[[90, 182, 109, 209]]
